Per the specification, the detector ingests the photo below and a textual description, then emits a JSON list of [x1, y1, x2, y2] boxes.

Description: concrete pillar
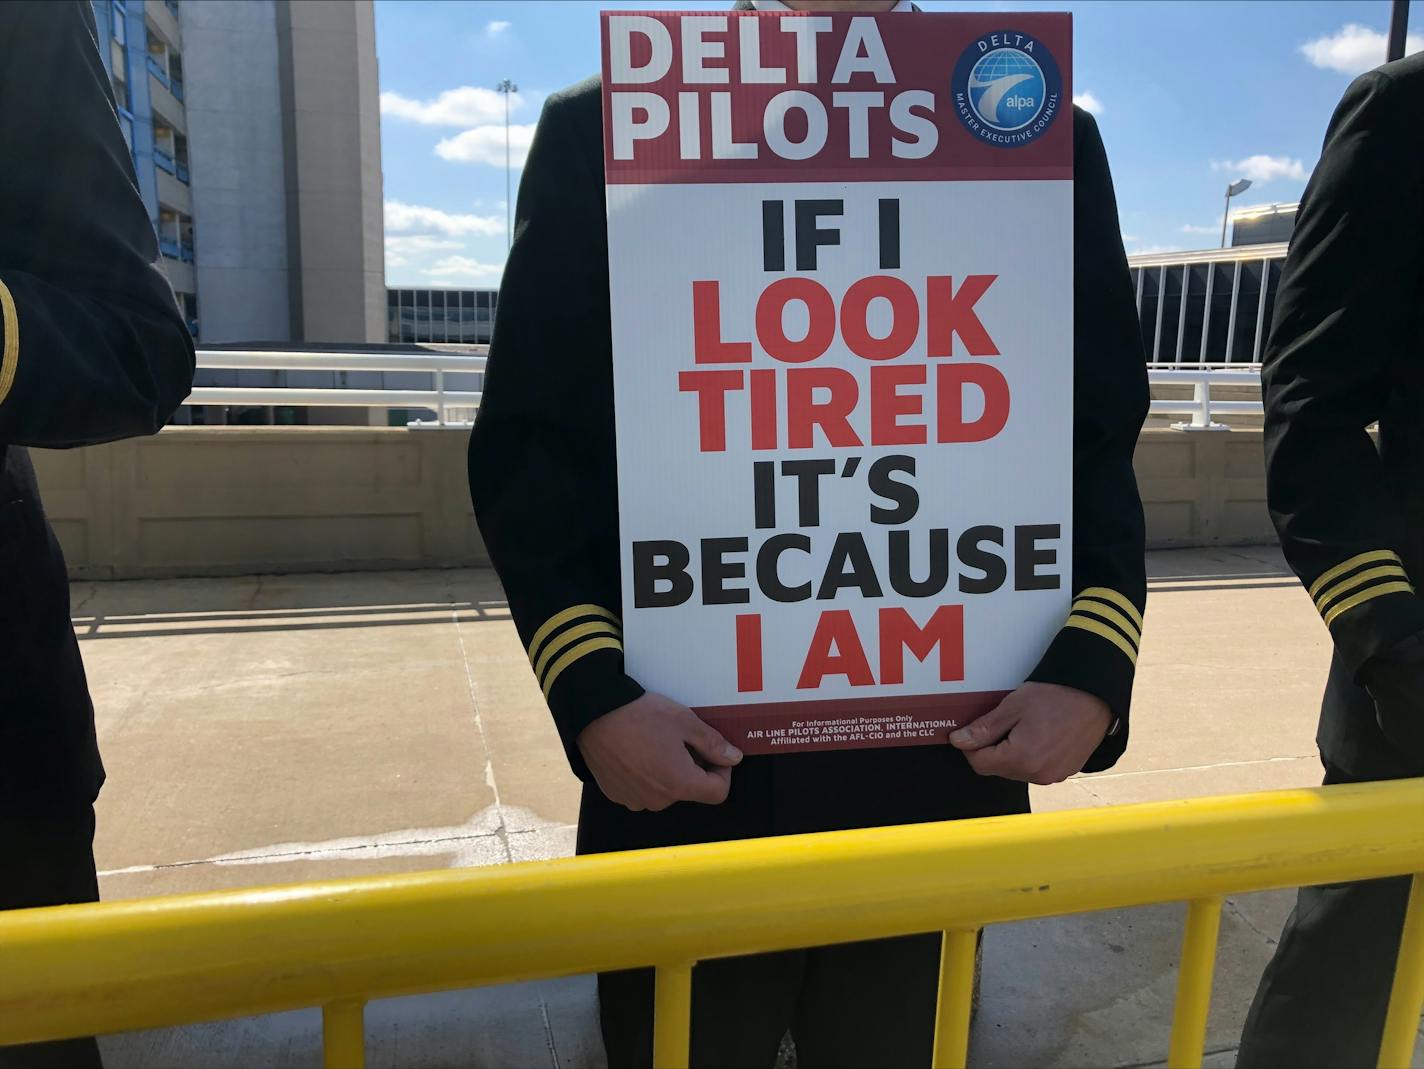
[[179, 0, 294, 343], [275, 0, 387, 344]]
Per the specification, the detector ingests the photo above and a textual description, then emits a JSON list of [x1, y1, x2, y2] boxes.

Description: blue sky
[[375, 0, 1424, 287]]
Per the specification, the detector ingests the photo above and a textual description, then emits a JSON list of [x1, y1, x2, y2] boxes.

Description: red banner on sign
[[602, 11, 1072, 184]]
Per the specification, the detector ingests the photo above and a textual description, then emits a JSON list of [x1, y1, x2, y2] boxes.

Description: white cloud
[[1072, 91, 1104, 115], [380, 86, 525, 127], [435, 124, 537, 167], [485, 19, 510, 37], [1300, 23, 1423, 74], [384, 234, 464, 268], [1126, 243, 1182, 256], [423, 256, 505, 285], [1212, 155, 1308, 184], [1180, 222, 1223, 235], [384, 200, 505, 237]]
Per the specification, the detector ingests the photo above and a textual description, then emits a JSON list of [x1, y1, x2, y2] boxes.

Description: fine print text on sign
[[602, 10, 1074, 753]]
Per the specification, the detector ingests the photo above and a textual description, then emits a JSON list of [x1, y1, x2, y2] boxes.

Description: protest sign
[[602, 10, 1073, 753]]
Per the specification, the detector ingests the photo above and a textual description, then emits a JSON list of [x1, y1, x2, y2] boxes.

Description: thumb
[[681, 711, 743, 767], [949, 699, 1021, 751], [682, 763, 733, 806]]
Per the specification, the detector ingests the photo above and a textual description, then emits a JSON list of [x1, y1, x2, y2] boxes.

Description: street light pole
[[496, 79, 518, 251], [1387, 0, 1410, 61], [1220, 178, 1253, 248]]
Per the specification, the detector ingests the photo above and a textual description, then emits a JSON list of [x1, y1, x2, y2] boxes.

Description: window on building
[[415, 289, 431, 343], [111, 66, 130, 111], [153, 121, 176, 173], [1178, 263, 1212, 364], [399, 290, 415, 343], [107, 2, 132, 113], [181, 292, 199, 339], [387, 290, 400, 343], [435, 290, 450, 343], [148, 33, 168, 70], [1203, 262, 1236, 364], [1135, 267, 1159, 360], [179, 215, 195, 262], [157, 208, 180, 259], [174, 133, 190, 183], [1232, 259, 1267, 363], [475, 290, 491, 344], [1155, 264, 1183, 364], [168, 51, 185, 100], [459, 290, 475, 344], [1260, 260, 1285, 357]]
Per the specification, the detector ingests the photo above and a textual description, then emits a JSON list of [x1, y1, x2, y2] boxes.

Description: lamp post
[[1387, 0, 1410, 61], [496, 79, 518, 251], [1220, 178, 1253, 248]]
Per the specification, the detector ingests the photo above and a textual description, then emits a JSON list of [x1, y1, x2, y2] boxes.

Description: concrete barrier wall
[[32, 428, 485, 579], [31, 426, 1273, 580], [1134, 429, 1273, 548]]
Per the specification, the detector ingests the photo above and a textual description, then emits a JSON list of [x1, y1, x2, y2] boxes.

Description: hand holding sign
[[577, 692, 745, 812], [948, 683, 1111, 785]]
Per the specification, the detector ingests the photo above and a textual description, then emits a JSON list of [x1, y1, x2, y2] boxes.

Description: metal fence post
[[1167, 898, 1223, 1068], [931, 928, 980, 1069], [1377, 874, 1424, 1068], [653, 962, 694, 1069], [322, 1000, 366, 1069], [1171, 375, 1230, 432]]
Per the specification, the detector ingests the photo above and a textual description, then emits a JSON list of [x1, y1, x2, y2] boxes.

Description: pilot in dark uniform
[[0, 4, 195, 1066], [469, 5, 1149, 1065], [1237, 51, 1424, 1069]]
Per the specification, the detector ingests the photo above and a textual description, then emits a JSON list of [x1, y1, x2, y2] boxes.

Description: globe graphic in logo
[[967, 47, 1047, 132]]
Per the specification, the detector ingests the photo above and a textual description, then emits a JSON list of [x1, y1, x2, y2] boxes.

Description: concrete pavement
[[61, 547, 1421, 1067]]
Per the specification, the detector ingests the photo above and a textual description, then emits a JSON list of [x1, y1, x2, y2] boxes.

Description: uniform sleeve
[[0, 1, 195, 448], [468, 86, 643, 781], [1261, 69, 1424, 680], [1026, 109, 1150, 773]]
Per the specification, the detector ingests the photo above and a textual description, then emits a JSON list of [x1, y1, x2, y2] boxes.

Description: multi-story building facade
[[1128, 243, 1288, 366], [1229, 202, 1298, 249], [93, 0, 198, 333], [90, 0, 386, 347], [387, 288, 499, 346]]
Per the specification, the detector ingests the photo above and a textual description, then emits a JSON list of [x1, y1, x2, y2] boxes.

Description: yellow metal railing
[[2, 781, 1423, 1069]]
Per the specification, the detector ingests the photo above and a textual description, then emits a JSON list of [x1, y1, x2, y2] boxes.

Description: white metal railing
[[184, 352, 1263, 433], [1148, 367, 1262, 431], [186, 350, 486, 427]]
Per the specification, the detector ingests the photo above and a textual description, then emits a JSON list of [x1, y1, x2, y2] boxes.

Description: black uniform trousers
[[577, 745, 1029, 1069], [1237, 661, 1423, 1069], [1, 451, 106, 1069], [0, 801, 103, 1069]]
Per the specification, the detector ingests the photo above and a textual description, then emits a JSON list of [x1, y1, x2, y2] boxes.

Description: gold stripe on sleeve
[[1076, 587, 1144, 632], [1322, 581, 1416, 628], [541, 636, 624, 699], [1072, 600, 1142, 649], [1308, 551, 1401, 600], [0, 278, 18, 406], [1314, 564, 1410, 614], [528, 604, 620, 661], [534, 620, 622, 683], [1064, 614, 1139, 665]]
